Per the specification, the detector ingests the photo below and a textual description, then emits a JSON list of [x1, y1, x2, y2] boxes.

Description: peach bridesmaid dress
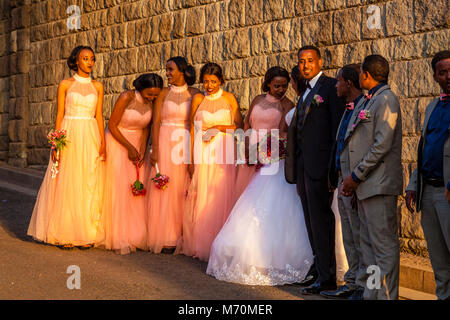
[[233, 94, 284, 202], [95, 91, 152, 254], [27, 74, 105, 246], [176, 89, 236, 261], [147, 84, 193, 253]]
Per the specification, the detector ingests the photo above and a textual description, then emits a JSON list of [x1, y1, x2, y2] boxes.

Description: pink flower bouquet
[[47, 129, 68, 178], [151, 163, 169, 190]]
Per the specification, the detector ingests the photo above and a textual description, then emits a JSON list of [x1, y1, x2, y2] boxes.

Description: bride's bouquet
[[131, 160, 146, 196], [255, 133, 287, 170], [151, 163, 169, 190], [47, 129, 68, 178]]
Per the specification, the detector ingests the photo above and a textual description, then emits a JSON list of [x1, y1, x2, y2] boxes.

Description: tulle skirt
[[206, 160, 314, 285], [27, 118, 105, 246], [176, 132, 236, 261], [146, 124, 190, 253], [95, 128, 149, 254]]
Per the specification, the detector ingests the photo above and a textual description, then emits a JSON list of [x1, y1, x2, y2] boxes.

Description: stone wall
[[0, 0, 449, 257]]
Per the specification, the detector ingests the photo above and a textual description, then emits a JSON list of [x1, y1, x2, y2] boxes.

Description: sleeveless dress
[[234, 94, 285, 202], [95, 91, 152, 254], [206, 106, 314, 285], [147, 84, 193, 253], [176, 89, 236, 261], [27, 74, 105, 246]]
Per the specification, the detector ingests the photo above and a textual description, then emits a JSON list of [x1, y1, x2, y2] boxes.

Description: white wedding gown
[[206, 108, 314, 285]]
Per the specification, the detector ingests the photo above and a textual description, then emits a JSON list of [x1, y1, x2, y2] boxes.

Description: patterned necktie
[[346, 102, 354, 110]]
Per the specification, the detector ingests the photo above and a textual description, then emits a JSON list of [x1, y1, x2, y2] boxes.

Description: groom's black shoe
[[296, 273, 317, 286], [301, 280, 337, 295], [296, 264, 317, 286], [319, 284, 355, 299]]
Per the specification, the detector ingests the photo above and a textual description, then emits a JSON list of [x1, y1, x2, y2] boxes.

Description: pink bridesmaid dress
[[233, 94, 284, 202], [95, 90, 152, 254], [177, 89, 236, 261], [147, 84, 193, 253], [27, 74, 105, 246]]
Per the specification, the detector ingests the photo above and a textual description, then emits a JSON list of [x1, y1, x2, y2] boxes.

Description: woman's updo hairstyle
[[199, 62, 224, 84], [167, 56, 196, 86], [67, 46, 95, 72], [261, 66, 290, 92], [133, 73, 163, 92]]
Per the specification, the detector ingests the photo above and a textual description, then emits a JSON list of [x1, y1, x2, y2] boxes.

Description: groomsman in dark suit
[[285, 45, 345, 294], [320, 64, 366, 299], [406, 50, 450, 300], [341, 55, 403, 300]]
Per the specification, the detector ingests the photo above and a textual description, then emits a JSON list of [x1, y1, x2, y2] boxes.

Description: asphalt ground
[[0, 186, 326, 301]]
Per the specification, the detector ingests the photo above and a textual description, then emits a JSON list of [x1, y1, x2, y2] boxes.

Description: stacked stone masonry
[[0, 0, 449, 257]]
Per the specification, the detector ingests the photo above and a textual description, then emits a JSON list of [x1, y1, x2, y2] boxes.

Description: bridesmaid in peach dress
[[176, 62, 243, 261], [147, 56, 200, 254], [233, 67, 294, 202], [27, 46, 106, 249], [95, 74, 163, 254]]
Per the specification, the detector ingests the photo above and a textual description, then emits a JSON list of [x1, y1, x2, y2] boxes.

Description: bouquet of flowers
[[151, 163, 169, 190], [131, 160, 146, 196], [255, 133, 287, 171], [47, 129, 68, 178]]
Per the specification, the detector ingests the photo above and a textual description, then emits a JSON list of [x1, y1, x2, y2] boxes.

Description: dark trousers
[[296, 161, 336, 283]]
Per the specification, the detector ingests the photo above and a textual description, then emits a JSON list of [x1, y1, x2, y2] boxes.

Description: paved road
[[0, 186, 325, 300]]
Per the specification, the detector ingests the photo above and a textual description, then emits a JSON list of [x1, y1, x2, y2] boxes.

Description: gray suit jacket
[[338, 97, 365, 178], [406, 98, 450, 210], [340, 84, 403, 200]]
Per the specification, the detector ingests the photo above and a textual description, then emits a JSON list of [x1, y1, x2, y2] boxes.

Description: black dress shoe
[[301, 280, 337, 295], [296, 273, 317, 286], [320, 284, 355, 299], [348, 288, 364, 300]]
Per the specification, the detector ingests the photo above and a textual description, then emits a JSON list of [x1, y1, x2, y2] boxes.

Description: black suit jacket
[[285, 74, 345, 183]]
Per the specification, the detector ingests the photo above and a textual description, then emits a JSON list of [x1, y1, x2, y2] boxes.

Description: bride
[[206, 67, 313, 285]]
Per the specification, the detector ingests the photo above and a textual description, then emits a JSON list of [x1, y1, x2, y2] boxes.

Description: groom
[[285, 45, 345, 294]]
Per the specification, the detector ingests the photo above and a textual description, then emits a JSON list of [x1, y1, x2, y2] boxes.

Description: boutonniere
[[312, 94, 324, 106], [358, 110, 371, 120]]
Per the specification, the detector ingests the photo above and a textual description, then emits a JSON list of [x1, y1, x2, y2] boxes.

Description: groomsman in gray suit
[[406, 50, 450, 300], [341, 55, 403, 300], [321, 64, 366, 300]]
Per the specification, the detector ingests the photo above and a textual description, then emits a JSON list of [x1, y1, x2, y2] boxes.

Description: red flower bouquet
[[47, 129, 68, 178], [131, 161, 146, 196], [151, 163, 169, 190], [255, 133, 287, 171]]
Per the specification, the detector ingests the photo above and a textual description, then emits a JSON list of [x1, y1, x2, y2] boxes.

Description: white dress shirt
[[302, 71, 323, 102]]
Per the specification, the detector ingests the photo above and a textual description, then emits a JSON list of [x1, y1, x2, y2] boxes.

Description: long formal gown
[[27, 74, 105, 246], [233, 94, 285, 202], [147, 84, 192, 253], [95, 90, 151, 254], [176, 89, 236, 261], [206, 106, 314, 286]]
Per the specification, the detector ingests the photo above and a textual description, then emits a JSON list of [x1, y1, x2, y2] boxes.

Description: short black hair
[[431, 50, 450, 74], [298, 45, 321, 59], [133, 73, 163, 91], [362, 54, 389, 83], [262, 66, 290, 92], [67, 46, 95, 71], [340, 63, 361, 90], [200, 62, 224, 84], [167, 56, 196, 86]]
